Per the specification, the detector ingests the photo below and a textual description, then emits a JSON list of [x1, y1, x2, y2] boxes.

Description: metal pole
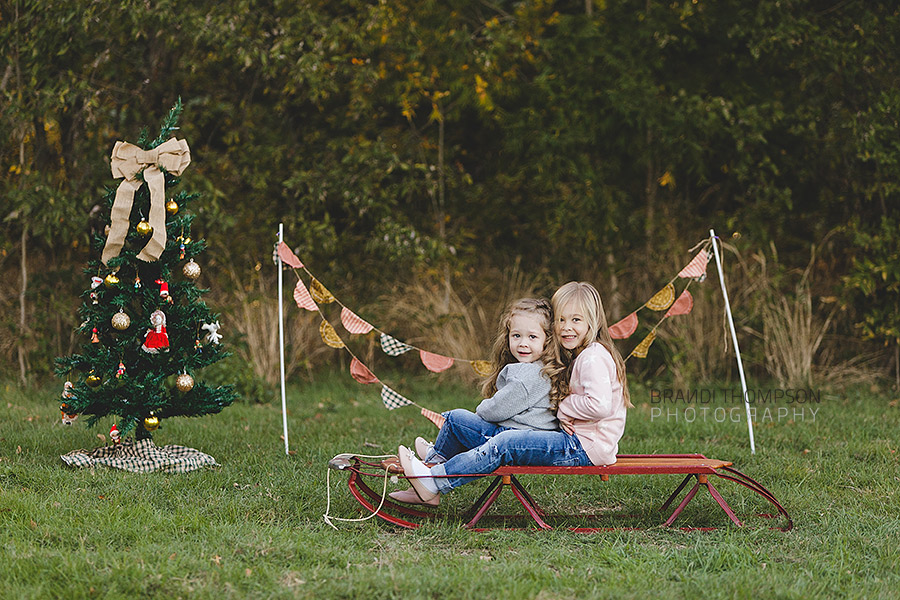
[[278, 223, 290, 455], [710, 229, 756, 454]]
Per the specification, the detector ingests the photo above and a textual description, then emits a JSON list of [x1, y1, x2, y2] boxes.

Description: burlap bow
[[101, 137, 191, 265]]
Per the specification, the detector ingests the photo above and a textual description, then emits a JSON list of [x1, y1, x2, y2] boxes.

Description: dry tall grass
[[216, 263, 335, 386], [377, 261, 547, 383]]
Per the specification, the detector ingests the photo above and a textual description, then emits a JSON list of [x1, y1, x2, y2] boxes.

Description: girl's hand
[[559, 419, 576, 435]]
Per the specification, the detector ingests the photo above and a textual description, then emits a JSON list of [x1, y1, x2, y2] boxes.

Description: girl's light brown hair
[[481, 298, 553, 398], [542, 281, 632, 409]]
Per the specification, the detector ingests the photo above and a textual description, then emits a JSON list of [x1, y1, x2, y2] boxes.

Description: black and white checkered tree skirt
[[61, 439, 218, 473]]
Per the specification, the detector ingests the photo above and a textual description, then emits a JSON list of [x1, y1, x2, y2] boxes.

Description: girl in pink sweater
[[397, 281, 630, 505]]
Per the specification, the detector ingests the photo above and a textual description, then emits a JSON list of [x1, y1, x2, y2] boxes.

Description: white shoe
[[389, 487, 440, 507], [398, 445, 439, 502], [415, 437, 435, 462]]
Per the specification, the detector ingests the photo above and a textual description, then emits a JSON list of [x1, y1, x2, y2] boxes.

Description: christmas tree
[[55, 100, 237, 447]]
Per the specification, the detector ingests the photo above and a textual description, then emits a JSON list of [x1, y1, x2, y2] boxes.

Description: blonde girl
[[398, 281, 628, 504]]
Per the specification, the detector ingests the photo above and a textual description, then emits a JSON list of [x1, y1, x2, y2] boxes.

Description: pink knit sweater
[[556, 342, 626, 466]]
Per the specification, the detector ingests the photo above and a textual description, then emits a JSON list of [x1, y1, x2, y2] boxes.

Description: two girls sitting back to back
[[396, 281, 631, 506]]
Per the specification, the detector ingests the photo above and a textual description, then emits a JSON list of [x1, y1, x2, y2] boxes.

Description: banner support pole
[[710, 229, 756, 454], [277, 223, 290, 455]]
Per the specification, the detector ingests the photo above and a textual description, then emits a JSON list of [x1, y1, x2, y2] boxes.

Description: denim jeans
[[429, 409, 511, 463], [430, 427, 591, 493]]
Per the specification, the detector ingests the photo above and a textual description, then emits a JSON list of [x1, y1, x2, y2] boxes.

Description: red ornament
[[141, 310, 169, 353]]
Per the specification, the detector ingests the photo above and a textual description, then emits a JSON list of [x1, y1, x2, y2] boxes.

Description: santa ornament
[[155, 279, 173, 304], [110, 424, 121, 445], [141, 310, 170, 353]]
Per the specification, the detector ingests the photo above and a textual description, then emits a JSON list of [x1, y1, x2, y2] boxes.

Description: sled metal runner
[[334, 453, 793, 532]]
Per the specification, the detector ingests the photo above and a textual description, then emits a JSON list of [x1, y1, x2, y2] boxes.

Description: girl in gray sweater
[[390, 298, 558, 506]]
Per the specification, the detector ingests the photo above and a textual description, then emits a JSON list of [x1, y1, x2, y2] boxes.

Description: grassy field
[[1, 374, 898, 599]]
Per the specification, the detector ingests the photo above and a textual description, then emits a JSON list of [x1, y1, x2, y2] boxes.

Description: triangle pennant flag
[[421, 407, 446, 429], [609, 312, 638, 339], [471, 360, 493, 377], [678, 250, 710, 281], [319, 320, 345, 349], [350, 357, 379, 384], [381, 385, 413, 410], [310, 278, 336, 304], [631, 330, 657, 359], [665, 289, 694, 317], [341, 307, 374, 335], [380, 333, 413, 356], [646, 283, 676, 311], [293, 280, 317, 311], [420, 350, 454, 373], [276, 242, 303, 268]]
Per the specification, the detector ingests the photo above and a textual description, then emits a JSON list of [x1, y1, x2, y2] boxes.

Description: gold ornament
[[136, 219, 153, 237], [182, 259, 201, 280], [86, 372, 102, 387], [165, 199, 179, 215], [104, 224, 111, 236], [111, 310, 131, 330], [143, 413, 160, 431], [104, 273, 120, 288], [176, 373, 195, 392]]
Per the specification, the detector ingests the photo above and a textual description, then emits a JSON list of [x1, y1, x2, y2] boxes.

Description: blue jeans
[[429, 409, 511, 463], [431, 427, 591, 493]]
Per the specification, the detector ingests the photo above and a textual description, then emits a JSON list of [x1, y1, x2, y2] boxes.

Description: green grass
[[1, 375, 898, 599]]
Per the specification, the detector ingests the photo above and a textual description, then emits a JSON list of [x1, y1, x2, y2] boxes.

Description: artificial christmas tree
[[55, 100, 237, 470]]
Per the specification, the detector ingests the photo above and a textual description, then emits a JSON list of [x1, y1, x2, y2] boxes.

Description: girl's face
[[508, 313, 547, 363], [556, 301, 589, 351]]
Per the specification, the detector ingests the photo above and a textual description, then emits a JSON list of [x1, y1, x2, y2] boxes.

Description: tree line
[[2, 0, 898, 384]]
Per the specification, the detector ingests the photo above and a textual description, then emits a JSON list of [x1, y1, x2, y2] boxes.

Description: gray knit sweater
[[475, 361, 559, 431]]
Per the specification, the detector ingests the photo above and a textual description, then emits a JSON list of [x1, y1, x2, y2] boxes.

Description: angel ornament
[[142, 310, 169, 353], [202, 321, 222, 344]]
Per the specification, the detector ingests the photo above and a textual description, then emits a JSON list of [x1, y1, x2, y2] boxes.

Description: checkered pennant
[[380, 385, 412, 410], [380, 333, 413, 356]]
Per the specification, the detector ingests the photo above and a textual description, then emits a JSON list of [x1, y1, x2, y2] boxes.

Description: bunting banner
[[471, 360, 493, 377], [678, 250, 710, 281], [276, 242, 303, 268], [350, 357, 379, 384], [341, 307, 374, 335], [631, 330, 657, 359], [293, 279, 317, 311], [646, 283, 676, 311], [609, 312, 638, 339], [420, 350, 454, 373], [381, 385, 413, 410], [319, 320, 345, 349], [420, 408, 446, 429], [310, 278, 335, 304], [380, 333, 413, 356], [665, 289, 694, 317]]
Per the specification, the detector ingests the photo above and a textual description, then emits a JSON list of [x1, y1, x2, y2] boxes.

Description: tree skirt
[[61, 439, 218, 473]]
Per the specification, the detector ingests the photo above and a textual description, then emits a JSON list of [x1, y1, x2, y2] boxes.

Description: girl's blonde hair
[[542, 281, 632, 409], [481, 298, 553, 398]]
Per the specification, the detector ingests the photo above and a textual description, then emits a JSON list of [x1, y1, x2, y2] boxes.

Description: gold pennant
[[310, 278, 336, 304], [471, 360, 492, 377], [319, 320, 344, 348], [631, 330, 657, 358], [646, 283, 675, 311]]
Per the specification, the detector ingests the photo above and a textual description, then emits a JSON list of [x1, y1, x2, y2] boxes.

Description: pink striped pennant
[[350, 357, 379, 384], [609, 312, 638, 339], [665, 289, 694, 317], [341, 307, 374, 335], [293, 279, 317, 311], [277, 242, 303, 268], [678, 250, 710, 280], [420, 350, 454, 373]]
